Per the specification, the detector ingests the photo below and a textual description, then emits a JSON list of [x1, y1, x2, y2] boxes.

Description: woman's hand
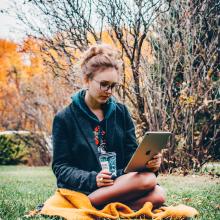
[[96, 170, 114, 188], [146, 153, 162, 172]]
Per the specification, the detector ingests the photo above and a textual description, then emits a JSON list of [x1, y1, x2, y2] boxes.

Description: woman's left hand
[[146, 153, 162, 172]]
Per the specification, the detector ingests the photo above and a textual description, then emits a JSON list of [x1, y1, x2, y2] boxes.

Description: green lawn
[[0, 166, 219, 220]]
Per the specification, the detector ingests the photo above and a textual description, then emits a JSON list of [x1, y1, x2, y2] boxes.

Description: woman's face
[[86, 67, 119, 104]]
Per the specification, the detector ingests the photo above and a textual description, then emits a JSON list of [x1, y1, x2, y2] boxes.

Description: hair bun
[[81, 44, 120, 66], [80, 43, 123, 79]]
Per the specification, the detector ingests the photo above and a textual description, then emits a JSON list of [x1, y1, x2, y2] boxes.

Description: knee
[[153, 186, 166, 207], [138, 172, 157, 191], [155, 193, 166, 206]]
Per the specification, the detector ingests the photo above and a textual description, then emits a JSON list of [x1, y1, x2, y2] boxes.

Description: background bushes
[[0, 131, 51, 166]]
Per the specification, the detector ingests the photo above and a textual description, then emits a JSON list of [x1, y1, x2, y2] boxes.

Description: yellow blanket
[[31, 188, 199, 220]]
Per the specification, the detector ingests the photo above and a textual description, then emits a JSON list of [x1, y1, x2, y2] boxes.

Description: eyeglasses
[[92, 78, 121, 92]]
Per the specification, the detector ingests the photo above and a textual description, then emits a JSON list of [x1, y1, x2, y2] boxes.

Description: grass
[[0, 166, 219, 220]]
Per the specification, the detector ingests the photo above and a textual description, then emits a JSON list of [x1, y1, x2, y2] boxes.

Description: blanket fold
[[33, 188, 198, 220]]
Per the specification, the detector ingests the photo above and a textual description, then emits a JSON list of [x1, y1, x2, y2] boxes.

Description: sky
[[0, 0, 31, 42], [0, 0, 147, 43], [0, 0, 100, 43]]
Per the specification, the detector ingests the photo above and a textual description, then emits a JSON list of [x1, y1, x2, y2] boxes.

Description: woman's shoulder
[[114, 101, 130, 114], [54, 104, 73, 120], [115, 101, 125, 109]]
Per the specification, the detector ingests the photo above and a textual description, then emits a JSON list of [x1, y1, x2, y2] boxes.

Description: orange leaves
[[0, 37, 75, 132], [22, 37, 41, 54], [20, 37, 44, 77], [0, 38, 45, 131], [0, 39, 23, 83], [0, 37, 45, 84]]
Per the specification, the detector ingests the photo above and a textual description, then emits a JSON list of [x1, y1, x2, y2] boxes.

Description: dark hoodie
[[52, 89, 138, 195], [71, 89, 116, 155]]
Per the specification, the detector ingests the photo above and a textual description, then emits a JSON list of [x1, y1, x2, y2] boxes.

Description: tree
[[0, 38, 73, 133], [142, 0, 220, 171], [4, 0, 219, 171], [12, 0, 170, 133]]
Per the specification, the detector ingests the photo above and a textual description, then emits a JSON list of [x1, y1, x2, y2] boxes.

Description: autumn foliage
[[1, 0, 219, 170], [0, 38, 73, 133]]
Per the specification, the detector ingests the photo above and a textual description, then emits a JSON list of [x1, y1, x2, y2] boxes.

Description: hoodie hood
[[71, 89, 116, 123]]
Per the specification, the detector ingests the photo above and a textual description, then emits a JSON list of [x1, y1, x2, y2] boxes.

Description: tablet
[[124, 131, 172, 173]]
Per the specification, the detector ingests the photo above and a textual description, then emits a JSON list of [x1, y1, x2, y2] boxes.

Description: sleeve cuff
[[90, 171, 98, 191]]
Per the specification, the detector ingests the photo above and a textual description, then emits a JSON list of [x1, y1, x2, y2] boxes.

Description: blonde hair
[[80, 43, 123, 79]]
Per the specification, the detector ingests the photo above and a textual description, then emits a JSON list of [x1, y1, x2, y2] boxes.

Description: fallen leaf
[[182, 198, 192, 203], [216, 204, 220, 210]]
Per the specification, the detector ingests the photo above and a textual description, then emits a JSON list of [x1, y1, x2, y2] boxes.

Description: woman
[[52, 44, 165, 210]]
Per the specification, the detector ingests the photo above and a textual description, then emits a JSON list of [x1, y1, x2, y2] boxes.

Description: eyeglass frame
[[92, 78, 121, 92]]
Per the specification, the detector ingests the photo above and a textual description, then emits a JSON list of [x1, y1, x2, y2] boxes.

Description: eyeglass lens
[[100, 82, 118, 91]]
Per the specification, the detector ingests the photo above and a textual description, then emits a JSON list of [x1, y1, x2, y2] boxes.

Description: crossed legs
[[88, 172, 166, 210]]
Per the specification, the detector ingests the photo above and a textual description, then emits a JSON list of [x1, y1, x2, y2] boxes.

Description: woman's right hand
[[96, 169, 114, 188]]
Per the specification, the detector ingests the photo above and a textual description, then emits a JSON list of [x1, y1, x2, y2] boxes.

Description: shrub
[[0, 131, 51, 166], [0, 135, 27, 165]]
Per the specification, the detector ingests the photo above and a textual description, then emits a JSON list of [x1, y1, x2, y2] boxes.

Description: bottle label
[[100, 161, 110, 171]]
